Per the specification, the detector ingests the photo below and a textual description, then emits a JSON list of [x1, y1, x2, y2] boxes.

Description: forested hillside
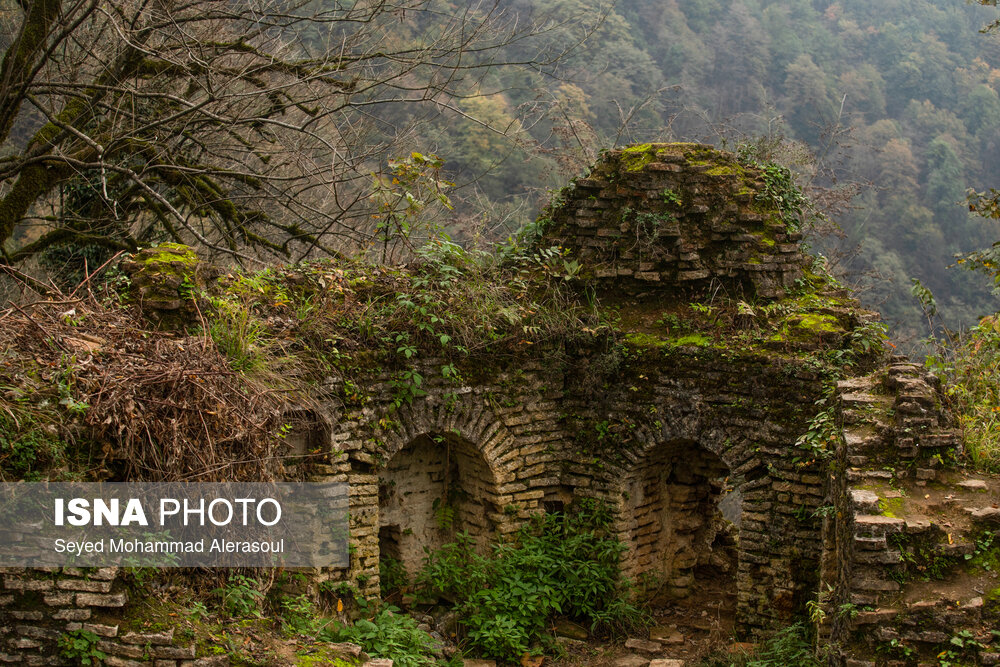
[[3, 0, 999, 341], [416, 0, 1000, 346]]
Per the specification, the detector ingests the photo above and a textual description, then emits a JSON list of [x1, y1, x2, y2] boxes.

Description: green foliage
[[965, 530, 1000, 572], [753, 162, 811, 231], [208, 296, 268, 373], [213, 574, 265, 618], [188, 600, 209, 620], [0, 406, 66, 480], [323, 607, 438, 667], [662, 188, 682, 206], [0, 354, 91, 480], [938, 629, 988, 666], [743, 624, 819, 667], [370, 152, 454, 264], [962, 168, 1000, 287], [380, 556, 409, 597], [793, 398, 839, 463], [890, 533, 961, 583], [911, 278, 938, 318], [671, 333, 712, 348], [930, 314, 1000, 472], [416, 500, 647, 662], [278, 594, 328, 636], [59, 629, 106, 666], [878, 637, 916, 661], [848, 320, 889, 359], [389, 369, 427, 408]]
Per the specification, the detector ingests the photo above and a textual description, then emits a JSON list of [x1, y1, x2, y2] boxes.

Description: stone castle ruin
[[2, 144, 997, 666]]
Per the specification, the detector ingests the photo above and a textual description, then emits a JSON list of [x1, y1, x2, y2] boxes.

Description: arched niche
[[620, 440, 740, 608], [377, 431, 501, 577]]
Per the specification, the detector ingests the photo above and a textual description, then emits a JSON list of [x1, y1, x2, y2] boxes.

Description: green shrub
[[323, 606, 438, 667], [207, 296, 268, 372], [0, 409, 66, 479], [936, 314, 1000, 472], [744, 625, 819, 667], [213, 573, 265, 618], [380, 556, 409, 597], [59, 629, 106, 666], [416, 500, 647, 662], [279, 594, 328, 635]]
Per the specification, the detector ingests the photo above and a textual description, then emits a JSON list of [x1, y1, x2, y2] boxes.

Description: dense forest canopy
[[3, 0, 1000, 345]]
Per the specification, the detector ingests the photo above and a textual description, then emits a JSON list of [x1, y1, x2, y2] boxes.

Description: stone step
[[851, 608, 899, 627], [853, 549, 902, 565], [847, 469, 894, 483], [965, 507, 1000, 526], [840, 392, 880, 409], [850, 489, 882, 514], [837, 377, 877, 393], [917, 431, 962, 449], [844, 431, 884, 453], [854, 535, 887, 551], [902, 518, 936, 535], [854, 514, 905, 536], [849, 591, 879, 606], [851, 573, 900, 592]]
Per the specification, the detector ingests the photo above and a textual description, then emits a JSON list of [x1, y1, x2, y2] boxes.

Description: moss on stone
[[705, 164, 743, 176], [620, 144, 655, 172], [624, 332, 668, 349], [879, 496, 906, 518], [670, 333, 712, 348], [134, 243, 199, 273], [757, 234, 777, 247], [794, 313, 844, 334]]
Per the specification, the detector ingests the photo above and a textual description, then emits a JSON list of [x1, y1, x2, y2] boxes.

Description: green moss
[[705, 163, 744, 176], [620, 144, 655, 171], [625, 332, 667, 348], [794, 313, 843, 334], [671, 333, 712, 348], [295, 652, 356, 666], [879, 496, 906, 518], [136, 243, 199, 272], [967, 535, 1000, 574], [655, 143, 701, 155]]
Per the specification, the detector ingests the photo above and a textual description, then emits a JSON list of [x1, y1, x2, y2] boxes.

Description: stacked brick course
[[0, 568, 224, 666], [540, 143, 807, 298]]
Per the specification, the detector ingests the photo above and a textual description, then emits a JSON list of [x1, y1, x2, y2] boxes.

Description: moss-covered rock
[[119, 243, 219, 329]]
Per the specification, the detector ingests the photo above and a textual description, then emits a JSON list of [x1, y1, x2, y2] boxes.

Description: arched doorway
[[377, 431, 500, 578], [621, 440, 740, 635]]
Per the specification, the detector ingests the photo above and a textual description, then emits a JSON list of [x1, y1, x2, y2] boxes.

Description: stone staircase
[[825, 363, 1000, 666]]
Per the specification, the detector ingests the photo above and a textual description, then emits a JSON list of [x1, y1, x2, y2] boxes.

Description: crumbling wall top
[[539, 142, 809, 299]]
